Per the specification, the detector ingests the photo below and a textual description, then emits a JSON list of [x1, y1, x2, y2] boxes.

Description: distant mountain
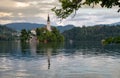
[[5, 23, 75, 32], [56, 25, 74, 33], [111, 22, 120, 26], [5, 23, 45, 31], [94, 22, 120, 26]]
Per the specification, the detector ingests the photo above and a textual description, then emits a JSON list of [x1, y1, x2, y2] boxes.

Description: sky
[[0, 0, 120, 26]]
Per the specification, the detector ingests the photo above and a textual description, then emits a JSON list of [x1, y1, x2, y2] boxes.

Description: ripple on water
[[0, 66, 12, 71]]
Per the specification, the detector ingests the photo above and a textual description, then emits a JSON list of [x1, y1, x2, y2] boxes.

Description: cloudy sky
[[0, 0, 120, 26]]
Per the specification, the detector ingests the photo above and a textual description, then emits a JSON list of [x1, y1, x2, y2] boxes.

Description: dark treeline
[[63, 25, 120, 41], [0, 25, 17, 40]]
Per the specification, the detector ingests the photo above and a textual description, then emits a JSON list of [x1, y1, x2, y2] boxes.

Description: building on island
[[31, 29, 36, 35], [46, 14, 52, 32], [21, 14, 64, 42], [30, 14, 52, 42], [30, 14, 52, 35]]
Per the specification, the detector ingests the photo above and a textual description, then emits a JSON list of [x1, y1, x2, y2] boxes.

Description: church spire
[[47, 14, 50, 22], [46, 14, 51, 31]]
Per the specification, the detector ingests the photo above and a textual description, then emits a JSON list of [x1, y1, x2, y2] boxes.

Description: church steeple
[[46, 14, 51, 31], [47, 14, 50, 22]]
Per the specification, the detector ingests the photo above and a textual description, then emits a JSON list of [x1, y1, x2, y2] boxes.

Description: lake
[[0, 41, 120, 78]]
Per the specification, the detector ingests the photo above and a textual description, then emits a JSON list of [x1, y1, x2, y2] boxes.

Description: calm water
[[0, 41, 120, 78]]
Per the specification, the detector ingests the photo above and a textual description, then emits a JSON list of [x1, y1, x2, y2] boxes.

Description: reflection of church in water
[[46, 48, 52, 69]]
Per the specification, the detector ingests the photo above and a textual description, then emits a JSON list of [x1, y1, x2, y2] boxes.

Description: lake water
[[0, 41, 120, 78]]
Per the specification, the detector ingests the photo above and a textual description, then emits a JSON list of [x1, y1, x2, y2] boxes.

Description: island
[[20, 14, 64, 43]]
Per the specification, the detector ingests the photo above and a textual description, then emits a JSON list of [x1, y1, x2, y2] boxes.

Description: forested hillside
[[63, 25, 120, 41], [0, 25, 17, 40]]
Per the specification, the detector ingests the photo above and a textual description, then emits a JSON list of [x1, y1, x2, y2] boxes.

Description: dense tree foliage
[[102, 36, 120, 45], [0, 25, 17, 40], [20, 29, 30, 42], [52, 0, 120, 19], [36, 27, 64, 42], [63, 25, 120, 41]]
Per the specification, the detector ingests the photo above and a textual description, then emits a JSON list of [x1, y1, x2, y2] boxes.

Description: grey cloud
[[0, 0, 57, 16], [102, 15, 120, 19], [0, 0, 120, 26], [0, 16, 46, 24], [67, 18, 88, 21]]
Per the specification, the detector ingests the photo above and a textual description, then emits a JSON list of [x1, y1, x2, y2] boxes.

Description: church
[[29, 14, 64, 42], [31, 14, 52, 35], [45, 14, 52, 31]]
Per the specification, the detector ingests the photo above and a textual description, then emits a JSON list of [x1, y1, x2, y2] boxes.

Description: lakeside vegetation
[[63, 25, 120, 42], [0, 25, 17, 40], [1, 23, 120, 45], [102, 36, 120, 45]]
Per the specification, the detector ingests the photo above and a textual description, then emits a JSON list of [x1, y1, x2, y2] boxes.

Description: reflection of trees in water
[[0, 41, 21, 56], [20, 42, 64, 56], [36, 42, 64, 69], [20, 41, 120, 58], [65, 41, 102, 49], [20, 41, 120, 57], [20, 42, 31, 56], [36, 42, 64, 55], [20, 42, 64, 69], [64, 41, 120, 56]]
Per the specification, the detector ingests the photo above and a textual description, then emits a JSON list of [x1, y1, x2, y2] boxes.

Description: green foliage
[[113, 36, 120, 43], [63, 25, 120, 41], [0, 25, 17, 40], [103, 36, 120, 45], [36, 27, 64, 42], [52, 0, 120, 19], [20, 29, 30, 42]]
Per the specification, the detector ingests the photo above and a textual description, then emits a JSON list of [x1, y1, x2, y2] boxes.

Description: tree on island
[[20, 27, 64, 42], [102, 36, 120, 45], [20, 29, 30, 42], [36, 27, 64, 42], [52, 0, 120, 19]]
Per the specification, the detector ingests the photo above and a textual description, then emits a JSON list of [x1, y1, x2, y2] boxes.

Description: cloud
[[0, 0, 119, 26], [60, 8, 120, 26], [0, 20, 13, 24], [15, 2, 30, 8], [0, 0, 60, 25], [0, 12, 13, 17]]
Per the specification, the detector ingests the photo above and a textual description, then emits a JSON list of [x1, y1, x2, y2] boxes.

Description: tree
[[20, 29, 30, 42], [36, 27, 64, 42], [52, 0, 120, 19]]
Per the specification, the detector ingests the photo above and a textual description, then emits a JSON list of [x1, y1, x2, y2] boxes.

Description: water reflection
[[0, 41, 120, 58], [36, 42, 64, 69], [0, 41, 120, 78]]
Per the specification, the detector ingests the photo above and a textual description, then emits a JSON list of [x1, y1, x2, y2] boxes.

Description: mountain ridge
[[4, 21, 120, 32], [94, 22, 120, 26], [5, 22, 74, 33]]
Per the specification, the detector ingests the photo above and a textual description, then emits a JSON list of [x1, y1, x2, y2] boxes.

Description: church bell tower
[[46, 14, 51, 31]]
